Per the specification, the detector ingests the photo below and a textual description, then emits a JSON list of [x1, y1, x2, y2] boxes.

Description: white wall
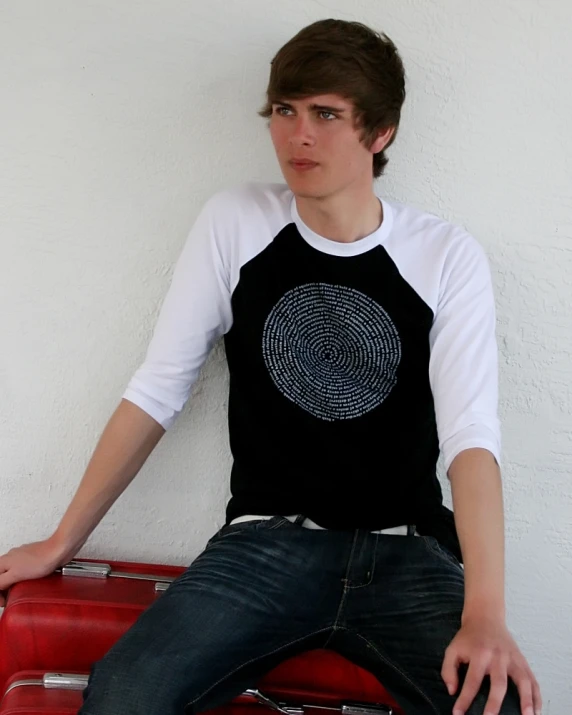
[[1, 0, 570, 709]]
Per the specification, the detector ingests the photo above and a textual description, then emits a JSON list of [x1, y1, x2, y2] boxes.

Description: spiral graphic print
[[262, 283, 401, 421]]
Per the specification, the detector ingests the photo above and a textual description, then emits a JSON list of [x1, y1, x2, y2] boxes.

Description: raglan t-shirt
[[123, 181, 501, 542]]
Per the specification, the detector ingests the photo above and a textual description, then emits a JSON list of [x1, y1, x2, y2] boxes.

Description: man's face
[[269, 94, 380, 199]]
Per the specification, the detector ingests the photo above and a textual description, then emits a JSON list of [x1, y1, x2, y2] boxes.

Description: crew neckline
[[290, 192, 393, 257]]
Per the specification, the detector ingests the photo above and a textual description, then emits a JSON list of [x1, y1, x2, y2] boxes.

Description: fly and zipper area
[[328, 529, 379, 635]]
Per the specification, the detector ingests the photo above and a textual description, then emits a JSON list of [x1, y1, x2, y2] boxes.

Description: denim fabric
[[79, 517, 520, 714]]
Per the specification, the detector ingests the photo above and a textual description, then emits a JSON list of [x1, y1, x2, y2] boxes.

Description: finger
[[0, 562, 12, 608], [441, 645, 461, 695], [0, 570, 16, 593], [483, 660, 508, 715], [513, 673, 534, 715], [453, 660, 487, 715], [531, 674, 543, 714]]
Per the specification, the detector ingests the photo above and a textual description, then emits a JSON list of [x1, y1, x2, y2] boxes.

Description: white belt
[[229, 514, 419, 536]]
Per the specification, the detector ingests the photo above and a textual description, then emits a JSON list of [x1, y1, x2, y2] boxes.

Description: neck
[[294, 185, 383, 244]]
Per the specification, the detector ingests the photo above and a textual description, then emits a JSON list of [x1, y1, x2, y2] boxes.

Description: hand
[[0, 538, 67, 606], [441, 615, 542, 715]]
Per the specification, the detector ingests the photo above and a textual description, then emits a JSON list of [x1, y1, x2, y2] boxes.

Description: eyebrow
[[274, 101, 348, 113]]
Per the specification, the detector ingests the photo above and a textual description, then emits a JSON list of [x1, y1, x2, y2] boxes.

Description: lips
[[289, 159, 318, 167]]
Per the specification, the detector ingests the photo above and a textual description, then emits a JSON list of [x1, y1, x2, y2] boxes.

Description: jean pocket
[[212, 519, 267, 541], [209, 516, 291, 543], [422, 535, 463, 571], [266, 516, 290, 530]]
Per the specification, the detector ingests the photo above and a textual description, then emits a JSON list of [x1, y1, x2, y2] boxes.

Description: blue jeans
[[79, 517, 520, 714]]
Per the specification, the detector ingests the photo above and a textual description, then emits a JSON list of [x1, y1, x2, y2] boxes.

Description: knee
[[78, 650, 188, 715], [78, 653, 142, 715]]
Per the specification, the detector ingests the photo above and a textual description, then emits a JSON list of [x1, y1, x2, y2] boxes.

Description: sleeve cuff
[[441, 423, 501, 473], [122, 388, 178, 431]]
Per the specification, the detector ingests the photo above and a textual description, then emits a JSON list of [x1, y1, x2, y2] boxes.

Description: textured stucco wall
[[1, 0, 570, 709]]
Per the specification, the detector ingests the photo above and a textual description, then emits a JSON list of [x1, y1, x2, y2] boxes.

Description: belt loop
[[294, 514, 306, 526], [407, 524, 416, 536]]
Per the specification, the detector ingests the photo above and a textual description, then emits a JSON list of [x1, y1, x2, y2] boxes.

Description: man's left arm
[[443, 447, 541, 715], [427, 229, 542, 715]]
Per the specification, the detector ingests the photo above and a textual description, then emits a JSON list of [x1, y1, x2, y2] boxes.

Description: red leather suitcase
[[0, 652, 404, 713], [0, 558, 185, 693], [0, 560, 404, 714]]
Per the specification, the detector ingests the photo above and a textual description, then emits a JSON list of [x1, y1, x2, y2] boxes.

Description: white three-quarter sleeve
[[122, 194, 233, 429], [429, 232, 501, 472]]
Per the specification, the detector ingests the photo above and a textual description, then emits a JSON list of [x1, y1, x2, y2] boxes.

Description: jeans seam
[[184, 627, 333, 709], [323, 531, 358, 647], [346, 532, 378, 590], [350, 630, 441, 715]]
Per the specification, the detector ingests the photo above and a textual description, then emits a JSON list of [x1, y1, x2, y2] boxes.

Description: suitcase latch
[[245, 688, 304, 715], [59, 561, 112, 578], [43, 673, 90, 690], [58, 560, 175, 591], [341, 703, 393, 715], [244, 690, 392, 715]]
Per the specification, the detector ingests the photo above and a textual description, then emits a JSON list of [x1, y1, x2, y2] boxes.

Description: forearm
[[51, 399, 166, 560], [448, 447, 506, 624]]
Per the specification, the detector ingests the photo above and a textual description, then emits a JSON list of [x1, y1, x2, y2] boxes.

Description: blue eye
[[273, 107, 338, 120]]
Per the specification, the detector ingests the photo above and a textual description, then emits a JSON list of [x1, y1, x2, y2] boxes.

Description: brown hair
[[258, 19, 406, 179]]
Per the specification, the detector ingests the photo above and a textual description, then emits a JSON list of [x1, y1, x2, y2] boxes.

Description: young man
[[0, 18, 541, 715]]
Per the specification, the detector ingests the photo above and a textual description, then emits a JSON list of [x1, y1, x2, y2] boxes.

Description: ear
[[371, 126, 396, 154]]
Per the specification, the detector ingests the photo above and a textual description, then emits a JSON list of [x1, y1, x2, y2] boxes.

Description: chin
[[291, 189, 325, 200], [282, 175, 326, 199]]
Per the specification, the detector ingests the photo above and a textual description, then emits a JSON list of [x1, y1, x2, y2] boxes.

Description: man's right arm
[[0, 189, 237, 605], [52, 398, 166, 561], [0, 399, 165, 605]]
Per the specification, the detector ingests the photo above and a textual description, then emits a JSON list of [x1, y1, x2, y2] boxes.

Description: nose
[[288, 114, 315, 147]]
